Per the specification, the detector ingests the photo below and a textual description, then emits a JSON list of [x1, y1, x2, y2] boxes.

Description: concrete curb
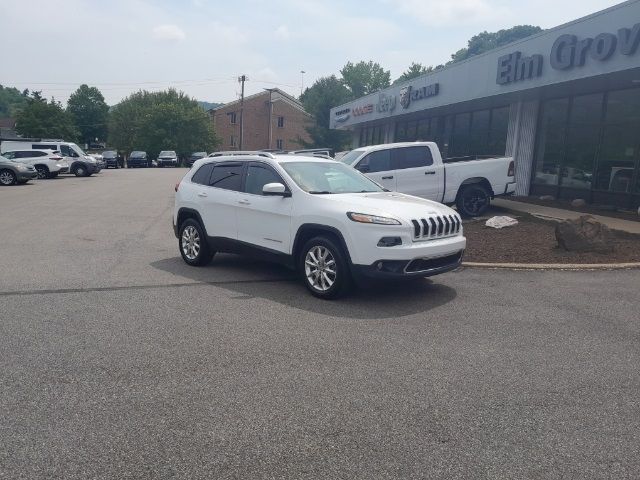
[[462, 262, 640, 270]]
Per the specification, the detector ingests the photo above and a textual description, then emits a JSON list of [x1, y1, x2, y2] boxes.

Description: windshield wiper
[[308, 191, 333, 194]]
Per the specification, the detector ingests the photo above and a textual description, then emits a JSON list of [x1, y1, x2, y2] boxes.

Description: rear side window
[[357, 149, 392, 173], [191, 163, 214, 185], [209, 164, 243, 191], [393, 146, 432, 169], [245, 164, 284, 195], [33, 151, 48, 157]]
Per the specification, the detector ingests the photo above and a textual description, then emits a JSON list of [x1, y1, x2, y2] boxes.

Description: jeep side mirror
[[263, 182, 290, 197]]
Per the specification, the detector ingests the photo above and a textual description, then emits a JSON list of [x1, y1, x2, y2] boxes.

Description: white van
[[0, 140, 100, 177]]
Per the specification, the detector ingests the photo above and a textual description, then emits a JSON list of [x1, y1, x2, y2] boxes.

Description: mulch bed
[[508, 195, 640, 223], [463, 213, 640, 264]]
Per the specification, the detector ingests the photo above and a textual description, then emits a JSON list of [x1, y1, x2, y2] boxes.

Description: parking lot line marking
[[0, 278, 295, 297]]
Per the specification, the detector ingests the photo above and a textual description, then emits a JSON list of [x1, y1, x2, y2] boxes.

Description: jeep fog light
[[377, 237, 402, 247]]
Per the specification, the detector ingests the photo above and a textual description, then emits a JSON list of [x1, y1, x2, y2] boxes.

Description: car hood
[[320, 192, 458, 221]]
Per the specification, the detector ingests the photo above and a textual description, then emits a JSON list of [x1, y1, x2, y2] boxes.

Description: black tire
[[456, 184, 491, 218], [74, 164, 88, 177], [0, 169, 17, 186], [35, 165, 50, 179], [178, 219, 215, 266], [299, 236, 352, 299]]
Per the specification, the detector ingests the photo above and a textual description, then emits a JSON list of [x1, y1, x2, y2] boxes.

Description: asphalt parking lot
[[1, 169, 639, 479]]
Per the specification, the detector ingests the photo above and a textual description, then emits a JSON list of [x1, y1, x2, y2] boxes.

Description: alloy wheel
[[0, 171, 15, 185], [36, 167, 48, 179], [304, 245, 337, 292], [181, 225, 201, 260]]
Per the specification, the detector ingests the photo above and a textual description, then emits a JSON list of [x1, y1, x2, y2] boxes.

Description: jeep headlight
[[347, 212, 401, 225]]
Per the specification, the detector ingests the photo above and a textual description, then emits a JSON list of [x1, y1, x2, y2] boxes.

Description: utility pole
[[300, 70, 305, 96], [238, 75, 247, 150]]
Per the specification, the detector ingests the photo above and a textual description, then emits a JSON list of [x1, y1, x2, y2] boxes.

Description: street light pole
[[300, 70, 305, 96], [238, 74, 246, 150]]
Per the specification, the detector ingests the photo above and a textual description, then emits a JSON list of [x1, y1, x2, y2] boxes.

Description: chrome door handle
[[382, 176, 394, 180], [238, 200, 251, 205], [425, 171, 436, 175], [197, 192, 208, 197]]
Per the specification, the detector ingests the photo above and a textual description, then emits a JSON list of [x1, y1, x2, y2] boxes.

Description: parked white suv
[[173, 152, 465, 299], [0, 150, 69, 179]]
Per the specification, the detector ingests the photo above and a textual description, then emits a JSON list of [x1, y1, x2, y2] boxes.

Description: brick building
[[210, 88, 313, 151]]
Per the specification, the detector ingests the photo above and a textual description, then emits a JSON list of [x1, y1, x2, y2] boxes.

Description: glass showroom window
[[534, 98, 569, 187], [595, 88, 640, 194]]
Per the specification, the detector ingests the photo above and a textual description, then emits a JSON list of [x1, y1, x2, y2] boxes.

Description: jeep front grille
[[411, 214, 461, 240]]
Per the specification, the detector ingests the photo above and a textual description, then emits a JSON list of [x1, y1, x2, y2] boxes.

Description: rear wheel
[[456, 184, 491, 218], [179, 219, 214, 266], [300, 236, 352, 299], [0, 169, 17, 186]]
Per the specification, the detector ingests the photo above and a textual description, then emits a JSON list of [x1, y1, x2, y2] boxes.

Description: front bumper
[[17, 170, 38, 181], [353, 250, 464, 279], [158, 159, 178, 166]]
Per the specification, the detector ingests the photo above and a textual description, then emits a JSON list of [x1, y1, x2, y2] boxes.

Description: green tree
[[299, 75, 353, 151], [340, 60, 391, 98], [108, 89, 219, 159], [393, 62, 435, 85], [449, 25, 542, 63], [0, 85, 29, 118], [67, 84, 109, 144], [15, 92, 78, 140]]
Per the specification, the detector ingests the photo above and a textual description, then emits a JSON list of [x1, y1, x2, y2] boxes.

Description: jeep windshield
[[281, 161, 383, 194]]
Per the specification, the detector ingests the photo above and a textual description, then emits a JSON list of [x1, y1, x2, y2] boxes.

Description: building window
[[277, 116, 284, 128], [228, 112, 237, 124], [394, 106, 508, 158], [533, 86, 640, 204], [230, 135, 236, 147], [276, 139, 284, 150]]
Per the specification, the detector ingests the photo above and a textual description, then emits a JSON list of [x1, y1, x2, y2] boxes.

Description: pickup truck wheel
[[179, 219, 214, 266], [457, 184, 490, 218], [35, 165, 49, 179], [0, 169, 16, 185], [300, 236, 351, 299]]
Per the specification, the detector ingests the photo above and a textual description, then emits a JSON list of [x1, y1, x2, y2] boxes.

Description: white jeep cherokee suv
[[173, 153, 466, 299]]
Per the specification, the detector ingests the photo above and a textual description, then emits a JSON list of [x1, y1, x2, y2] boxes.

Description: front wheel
[[74, 165, 88, 177], [35, 165, 49, 179], [456, 184, 491, 218], [300, 236, 352, 299], [179, 219, 214, 266]]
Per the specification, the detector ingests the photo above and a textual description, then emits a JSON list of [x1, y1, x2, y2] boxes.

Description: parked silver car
[[0, 155, 38, 185]]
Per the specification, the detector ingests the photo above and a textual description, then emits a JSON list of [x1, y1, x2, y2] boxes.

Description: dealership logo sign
[[376, 93, 396, 114], [399, 83, 440, 109], [352, 104, 374, 116], [497, 21, 640, 85], [334, 108, 351, 123]]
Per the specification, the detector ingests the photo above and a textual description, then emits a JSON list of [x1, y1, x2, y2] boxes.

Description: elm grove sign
[[497, 22, 640, 85]]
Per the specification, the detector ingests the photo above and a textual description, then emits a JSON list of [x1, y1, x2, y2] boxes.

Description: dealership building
[[330, 0, 640, 210]]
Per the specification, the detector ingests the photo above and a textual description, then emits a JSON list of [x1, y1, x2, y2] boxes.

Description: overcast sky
[[1, 0, 621, 106]]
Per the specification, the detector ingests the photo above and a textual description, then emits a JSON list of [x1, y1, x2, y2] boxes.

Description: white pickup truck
[[339, 142, 516, 217]]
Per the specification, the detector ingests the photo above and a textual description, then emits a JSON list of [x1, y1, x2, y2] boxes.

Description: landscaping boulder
[[571, 198, 587, 208], [555, 215, 613, 253]]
